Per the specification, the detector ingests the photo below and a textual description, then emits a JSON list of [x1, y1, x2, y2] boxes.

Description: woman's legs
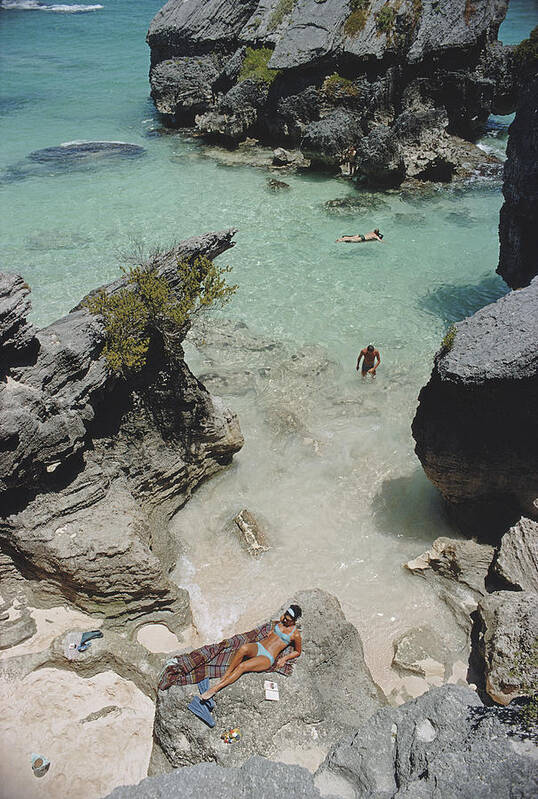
[[220, 642, 257, 681], [200, 653, 270, 700]]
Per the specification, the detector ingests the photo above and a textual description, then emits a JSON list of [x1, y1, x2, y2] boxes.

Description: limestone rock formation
[[498, 70, 538, 288], [107, 756, 322, 799], [405, 537, 494, 630], [0, 273, 36, 361], [493, 517, 538, 592], [412, 277, 538, 538], [477, 590, 538, 706], [152, 589, 385, 770], [317, 684, 538, 798], [0, 230, 243, 624], [105, 685, 538, 798], [147, 0, 515, 186]]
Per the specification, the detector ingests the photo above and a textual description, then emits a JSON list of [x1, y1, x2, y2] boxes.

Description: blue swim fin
[[197, 678, 216, 711], [188, 696, 215, 728]]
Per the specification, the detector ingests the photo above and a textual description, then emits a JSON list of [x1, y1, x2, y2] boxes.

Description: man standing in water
[[356, 344, 381, 378]]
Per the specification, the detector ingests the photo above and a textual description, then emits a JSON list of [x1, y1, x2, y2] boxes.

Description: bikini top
[[275, 623, 296, 644]]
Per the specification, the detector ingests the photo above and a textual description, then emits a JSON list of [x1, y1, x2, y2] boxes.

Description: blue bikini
[[257, 623, 296, 666]]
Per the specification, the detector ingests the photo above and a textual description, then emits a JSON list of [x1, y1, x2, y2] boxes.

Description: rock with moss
[[477, 590, 538, 706], [0, 230, 244, 623], [147, 0, 517, 180]]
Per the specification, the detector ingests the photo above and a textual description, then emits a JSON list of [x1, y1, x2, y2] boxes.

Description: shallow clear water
[[1, 0, 535, 693]]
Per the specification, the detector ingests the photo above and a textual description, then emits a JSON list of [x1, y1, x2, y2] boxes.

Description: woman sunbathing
[[199, 604, 302, 702], [336, 228, 384, 243]]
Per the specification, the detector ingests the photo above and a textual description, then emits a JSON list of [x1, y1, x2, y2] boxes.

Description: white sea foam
[[1, 0, 102, 12]]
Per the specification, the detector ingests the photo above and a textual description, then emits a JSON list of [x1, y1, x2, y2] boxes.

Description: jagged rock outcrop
[[152, 590, 385, 770], [105, 685, 538, 798], [147, 0, 515, 186], [0, 230, 243, 624], [498, 71, 538, 288], [493, 517, 538, 592], [405, 537, 494, 630], [317, 684, 538, 798], [0, 273, 37, 362], [412, 277, 538, 538], [476, 590, 538, 706]]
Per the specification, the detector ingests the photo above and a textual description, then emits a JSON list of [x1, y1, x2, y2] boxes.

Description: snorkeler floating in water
[[199, 605, 302, 702], [336, 229, 384, 243], [357, 344, 381, 378]]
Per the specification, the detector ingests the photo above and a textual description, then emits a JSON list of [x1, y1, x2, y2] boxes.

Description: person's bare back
[[336, 228, 384, 243]]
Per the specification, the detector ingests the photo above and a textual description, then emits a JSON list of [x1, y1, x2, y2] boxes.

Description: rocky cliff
[[412, 277, 538, 539], [498, 68, 538, 288], [0, 230, 243, 626], [147, 0, 515, 185]]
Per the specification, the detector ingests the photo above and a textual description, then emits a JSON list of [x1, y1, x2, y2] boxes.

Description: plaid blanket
[[158, 621, 295, 691]]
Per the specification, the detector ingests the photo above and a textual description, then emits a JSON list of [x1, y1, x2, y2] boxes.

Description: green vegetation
[[268, 0, 297, 32], [375, 2, 396, 36], [343, 0, 370, 37], [514, 25, 538, 71], [509, 639, 538, 727], [440, 325, 457, 353], [322, 73, 360, 101], [85, 257, 237, 376], [412, 0, 422, 25], [239, 47, 280, 85]]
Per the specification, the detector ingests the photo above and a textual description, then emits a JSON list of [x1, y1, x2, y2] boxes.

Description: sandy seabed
[[0, 606, 154, 799]]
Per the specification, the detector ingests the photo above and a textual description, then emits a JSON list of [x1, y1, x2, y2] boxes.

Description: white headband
[[286, 606, 296, 619]]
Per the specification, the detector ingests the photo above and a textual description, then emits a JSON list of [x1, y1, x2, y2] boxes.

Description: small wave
[[1, 1, 102, 12]]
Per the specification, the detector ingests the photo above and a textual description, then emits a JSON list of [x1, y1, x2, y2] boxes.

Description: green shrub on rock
[[375, 2, 396, 36], [239, 47, 280, 85], [85, 256, 237, 376], [268, 0, 297, 32], [344, 0, 370, 36], [440, 324, 457, 354], [322, 73, 360, 101]]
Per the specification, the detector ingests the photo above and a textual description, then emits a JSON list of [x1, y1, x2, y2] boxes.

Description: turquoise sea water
[[1, 0, 536, 690]]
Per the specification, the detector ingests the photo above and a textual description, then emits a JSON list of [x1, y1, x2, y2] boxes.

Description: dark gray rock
[[28, 141, 145, 163], [301, 109, 363, 167], [317, 684, 538, 799], [493, 517, 538, 592], [498, 73, 538, 289], [106, 756, 324, 799], [196, 79, 268, 140], [0, 273, 36, 364], [412, 277, 538, 537], [150, 55, 223, 121], [153, 589, 385, 770], [0, 229, 243, 622], [405, 537, 494, 630], [267, 177, 289, 190], [477, 590, 538, 706], [147, 0, 516, 181]]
